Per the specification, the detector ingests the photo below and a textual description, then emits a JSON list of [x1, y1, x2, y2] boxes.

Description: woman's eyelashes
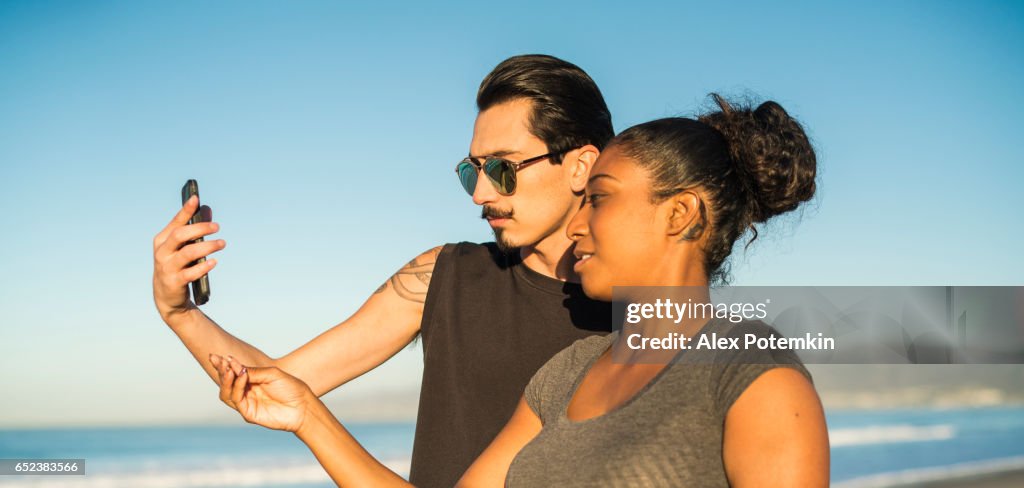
[[584, 193, 606, 208]]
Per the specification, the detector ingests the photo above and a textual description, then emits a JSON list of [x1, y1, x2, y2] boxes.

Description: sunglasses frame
[[454, 150, 566, 196]]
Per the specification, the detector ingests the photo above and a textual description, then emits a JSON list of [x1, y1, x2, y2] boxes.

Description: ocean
[[1, 407, 1023, 487]]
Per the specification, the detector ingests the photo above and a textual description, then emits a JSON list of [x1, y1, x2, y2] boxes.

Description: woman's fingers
[[218, 358, 237, 409], [210, 354, 228, 383], [208, 358, 310, 433], [226, 356, 243, 375], [238, 365, 279, 384], [231, 362, 249, 410], [225, 356, 246, 408], [210, 354, 252, 416]]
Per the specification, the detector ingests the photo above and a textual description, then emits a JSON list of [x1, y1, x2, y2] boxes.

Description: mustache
[[481, 206, 514, 220]]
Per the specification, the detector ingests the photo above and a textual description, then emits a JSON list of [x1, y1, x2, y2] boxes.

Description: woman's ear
[[666, 190, 706, 240], [567, 145, 600, 193]]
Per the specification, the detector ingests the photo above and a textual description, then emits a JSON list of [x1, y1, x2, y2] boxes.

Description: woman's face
[[568, 145, 688, 301]]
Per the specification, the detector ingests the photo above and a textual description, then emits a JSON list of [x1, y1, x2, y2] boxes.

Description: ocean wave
[[833, 455, 1024, 488], [829, 423, 955, 447], [0, 458, 410, 488]]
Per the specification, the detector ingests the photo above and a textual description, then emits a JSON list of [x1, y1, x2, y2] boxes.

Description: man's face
[[467, 98, 578, 251]]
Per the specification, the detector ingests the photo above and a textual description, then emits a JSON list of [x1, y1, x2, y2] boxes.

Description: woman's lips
[[573, 253, 593, 273]]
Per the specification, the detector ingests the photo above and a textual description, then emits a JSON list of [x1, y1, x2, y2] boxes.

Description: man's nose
[[471, 171, 500, 206]]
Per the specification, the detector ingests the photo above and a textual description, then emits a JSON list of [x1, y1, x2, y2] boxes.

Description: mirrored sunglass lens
[[457, 162, 477, 195], [484, 159, 516, 194]]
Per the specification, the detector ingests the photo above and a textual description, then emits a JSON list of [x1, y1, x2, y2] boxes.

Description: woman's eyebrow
[[587, 173, 620, 184]]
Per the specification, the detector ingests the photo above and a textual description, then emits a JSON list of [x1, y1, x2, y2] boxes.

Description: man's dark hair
[[477, 54, 614, 162]]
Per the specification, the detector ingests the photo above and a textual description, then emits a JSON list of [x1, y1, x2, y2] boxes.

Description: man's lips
[[482, 206, 512, 227], [486, 216, 510, 227]]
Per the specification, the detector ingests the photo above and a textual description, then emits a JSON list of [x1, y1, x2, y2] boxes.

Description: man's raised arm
[[152, 194, 441, 398], [273, 246, 441, 397]]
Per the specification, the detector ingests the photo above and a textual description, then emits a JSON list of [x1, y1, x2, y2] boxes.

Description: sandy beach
[[909, 469, 1024, 487]]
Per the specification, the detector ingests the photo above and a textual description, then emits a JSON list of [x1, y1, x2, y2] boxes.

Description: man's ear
[[666, 190, 705, 240], [566, 144, 600, 193]]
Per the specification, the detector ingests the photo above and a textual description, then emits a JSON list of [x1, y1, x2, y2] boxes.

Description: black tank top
[[408, 242, 612, 487]]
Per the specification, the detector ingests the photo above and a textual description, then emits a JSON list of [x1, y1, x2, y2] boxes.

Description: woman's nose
[[566, 201, 590, 241]]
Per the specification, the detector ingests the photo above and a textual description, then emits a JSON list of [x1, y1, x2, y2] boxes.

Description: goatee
[[482, 206, 517, 252], [493, 228, 518, 253]]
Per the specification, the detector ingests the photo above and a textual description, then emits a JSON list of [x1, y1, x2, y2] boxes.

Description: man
[[151, 54, 614, 487]]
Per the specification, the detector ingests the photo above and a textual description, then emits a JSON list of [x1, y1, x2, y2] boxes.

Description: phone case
[[181, 179, 211, 305]]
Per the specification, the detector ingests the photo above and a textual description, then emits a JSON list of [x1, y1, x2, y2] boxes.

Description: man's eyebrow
[[587, 173, 619, 184], [468, 149, 518, 159]]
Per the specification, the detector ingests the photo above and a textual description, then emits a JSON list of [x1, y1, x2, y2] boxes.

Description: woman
[[210, 94, 829, 487]]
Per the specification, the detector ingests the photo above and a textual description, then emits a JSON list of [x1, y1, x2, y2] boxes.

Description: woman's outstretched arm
[[213, 354, 541, 487], [212, 354, 411, 487], [294, 392, 412, 487]]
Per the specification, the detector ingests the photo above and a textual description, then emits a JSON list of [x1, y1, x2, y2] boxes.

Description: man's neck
[[518, 234, 579, 282]]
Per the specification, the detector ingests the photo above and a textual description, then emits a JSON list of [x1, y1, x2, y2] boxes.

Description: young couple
[[152, 54, 828, 487]]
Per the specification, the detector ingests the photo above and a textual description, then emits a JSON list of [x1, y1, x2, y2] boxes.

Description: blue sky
[[1, 0, 1022, 427]]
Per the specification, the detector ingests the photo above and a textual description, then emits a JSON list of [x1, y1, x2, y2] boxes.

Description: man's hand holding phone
[[152, 189, 225, 324]]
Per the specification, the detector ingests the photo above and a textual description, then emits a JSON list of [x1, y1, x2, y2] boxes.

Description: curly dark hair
[[611, 94, 817, 284]]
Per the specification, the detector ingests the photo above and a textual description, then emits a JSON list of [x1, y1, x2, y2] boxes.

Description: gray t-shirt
[[505, 319, 813, 488]]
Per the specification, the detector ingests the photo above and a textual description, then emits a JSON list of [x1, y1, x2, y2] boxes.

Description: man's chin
[[493, 229, 520, 252]]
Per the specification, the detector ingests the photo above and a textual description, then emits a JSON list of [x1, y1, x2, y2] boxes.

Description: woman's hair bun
[[698, 94, 816, 223]]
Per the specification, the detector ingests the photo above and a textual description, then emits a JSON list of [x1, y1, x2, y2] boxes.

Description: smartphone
[[181, 179, 211, 305]]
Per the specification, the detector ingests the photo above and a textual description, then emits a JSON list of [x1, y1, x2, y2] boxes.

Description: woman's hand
[[210, 354, 317, 433], [212, 355, 413, 487]]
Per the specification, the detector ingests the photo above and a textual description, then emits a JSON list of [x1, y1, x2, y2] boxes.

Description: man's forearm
[[296, 400, 412, 488], [164, 306, 275, 385]]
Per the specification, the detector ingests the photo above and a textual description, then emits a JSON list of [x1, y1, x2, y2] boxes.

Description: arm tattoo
[[373, 247, 440, 303]]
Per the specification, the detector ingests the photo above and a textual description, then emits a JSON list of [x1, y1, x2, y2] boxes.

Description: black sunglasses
[[455, 149, 572, 196]]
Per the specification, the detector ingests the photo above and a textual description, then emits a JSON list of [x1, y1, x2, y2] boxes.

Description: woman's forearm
[[295, 399, 412, 487]]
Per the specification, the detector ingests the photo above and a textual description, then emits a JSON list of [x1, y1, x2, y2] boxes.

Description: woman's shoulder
[[566, 332, 617, 362], [696, 319, 815, 416], [524, 332, 616, 422], [535, 333, 615, 387]]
